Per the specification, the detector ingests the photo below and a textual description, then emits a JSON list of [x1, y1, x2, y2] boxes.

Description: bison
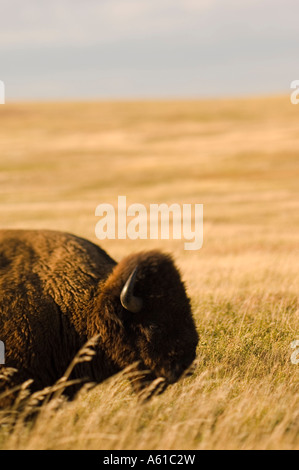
[[0, 229, 198, 405]]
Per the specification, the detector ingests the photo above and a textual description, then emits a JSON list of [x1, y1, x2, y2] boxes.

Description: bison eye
[[144, 324, 161, 341], [147, 324, 159, 332]]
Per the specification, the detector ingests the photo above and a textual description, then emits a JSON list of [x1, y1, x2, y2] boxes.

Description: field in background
[[0, 97, 299, 449]]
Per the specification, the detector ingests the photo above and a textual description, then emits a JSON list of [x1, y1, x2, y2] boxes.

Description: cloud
[[1, 0, 297, 49], [0, 0, 298, 98]]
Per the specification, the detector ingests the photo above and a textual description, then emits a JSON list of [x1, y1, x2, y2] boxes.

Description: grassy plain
[[0, 96, 298, 449]]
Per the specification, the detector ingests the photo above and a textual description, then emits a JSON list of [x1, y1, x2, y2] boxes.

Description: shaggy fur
[[0, 230, 198, 405]]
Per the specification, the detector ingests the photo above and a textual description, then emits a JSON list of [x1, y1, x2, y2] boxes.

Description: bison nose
[[164, 356, 196, 384], [164, 364, 184, 384]]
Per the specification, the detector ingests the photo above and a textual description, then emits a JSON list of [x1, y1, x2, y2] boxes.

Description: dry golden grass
[[0, 96, 299, 449]]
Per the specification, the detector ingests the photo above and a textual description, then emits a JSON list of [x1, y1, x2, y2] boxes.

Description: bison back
[[0, 229, 116, 392]]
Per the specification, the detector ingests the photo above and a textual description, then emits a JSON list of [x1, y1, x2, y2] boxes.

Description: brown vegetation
[[0, 97, 298, 449]]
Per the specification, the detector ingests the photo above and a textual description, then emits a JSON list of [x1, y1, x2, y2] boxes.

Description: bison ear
[[120, 267, 143, 313]]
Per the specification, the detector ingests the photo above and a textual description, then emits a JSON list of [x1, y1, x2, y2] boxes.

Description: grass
[[0, 96, 299, 449]]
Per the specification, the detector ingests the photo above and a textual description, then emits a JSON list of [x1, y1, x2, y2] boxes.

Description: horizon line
[[2, 92, 290, 105]]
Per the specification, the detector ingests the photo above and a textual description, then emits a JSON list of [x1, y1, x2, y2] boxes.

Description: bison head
[[91, 251, 198, 392]]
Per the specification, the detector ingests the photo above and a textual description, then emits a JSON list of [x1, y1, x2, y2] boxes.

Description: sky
[[0, 0, 298, 100]]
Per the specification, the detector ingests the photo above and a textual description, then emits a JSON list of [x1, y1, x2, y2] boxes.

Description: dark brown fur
[[0, 230, 198, 405]]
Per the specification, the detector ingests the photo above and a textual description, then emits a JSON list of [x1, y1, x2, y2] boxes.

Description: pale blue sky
[[0, 0, 298, 100]]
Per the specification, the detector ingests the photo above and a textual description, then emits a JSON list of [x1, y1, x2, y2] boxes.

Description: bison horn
[[120, 267, 143, 313]]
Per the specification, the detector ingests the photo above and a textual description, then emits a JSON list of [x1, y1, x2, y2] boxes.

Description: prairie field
[[0, 96, 299, 450]]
